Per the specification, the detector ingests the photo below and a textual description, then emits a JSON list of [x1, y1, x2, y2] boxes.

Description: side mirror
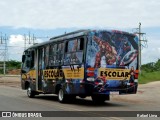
[[22, 55, 25, 63]]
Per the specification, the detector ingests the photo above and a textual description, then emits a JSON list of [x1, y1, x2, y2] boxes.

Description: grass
[[138, 71, 160, 84]]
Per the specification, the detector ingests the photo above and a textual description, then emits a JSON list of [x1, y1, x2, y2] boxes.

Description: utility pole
[[134, 23, 147, 73], [4, 34, 7, 75], [138, 23, 142, 73], [0, 32, 8, 75]]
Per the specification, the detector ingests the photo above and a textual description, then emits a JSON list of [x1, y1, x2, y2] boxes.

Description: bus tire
[[58, 88, 67, 103], [27, 86, 35, 98], [68, 95, 76, 102], [91, 95, 109, 104]]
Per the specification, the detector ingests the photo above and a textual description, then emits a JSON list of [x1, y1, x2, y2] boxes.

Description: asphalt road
[[0, 77, 160, 120]]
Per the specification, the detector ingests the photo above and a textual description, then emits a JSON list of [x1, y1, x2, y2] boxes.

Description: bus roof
[[50, 29, 89, 40], [26, 29, 90, 50], [26, 29, 136, 51]]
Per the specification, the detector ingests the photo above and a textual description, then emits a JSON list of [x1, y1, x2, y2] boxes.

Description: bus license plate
[[110, 91, 119, 95]]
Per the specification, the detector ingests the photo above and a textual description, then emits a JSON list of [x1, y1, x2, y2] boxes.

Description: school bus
[[21, 29, 139, 103]]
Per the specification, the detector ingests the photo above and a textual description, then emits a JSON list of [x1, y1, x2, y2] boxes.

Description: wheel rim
[[27, 87, 31, 97], [58, 89, 64, 101]]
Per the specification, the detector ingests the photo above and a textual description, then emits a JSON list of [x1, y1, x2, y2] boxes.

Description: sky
[[0, 0, 160, 64]]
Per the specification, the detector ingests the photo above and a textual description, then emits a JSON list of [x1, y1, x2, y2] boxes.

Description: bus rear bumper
[[92, 84, 138, 95]]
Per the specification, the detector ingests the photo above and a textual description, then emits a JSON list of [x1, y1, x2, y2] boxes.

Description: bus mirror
[[22, 55, 25, 63]]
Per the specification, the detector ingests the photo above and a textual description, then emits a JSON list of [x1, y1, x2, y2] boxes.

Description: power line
[[23, 31, 49, 50], [24, 31, 36, 50]]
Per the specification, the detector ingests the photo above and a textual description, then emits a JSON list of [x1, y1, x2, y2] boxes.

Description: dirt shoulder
[[111, 81, 160, 104], [0, 76, 21, 88]]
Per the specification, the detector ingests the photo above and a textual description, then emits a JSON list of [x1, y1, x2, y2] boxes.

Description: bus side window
[[58, 43, 64, 65], [64, 38, 84, 65], [51, 44, 57, 55], [49, 44, 59, 66]]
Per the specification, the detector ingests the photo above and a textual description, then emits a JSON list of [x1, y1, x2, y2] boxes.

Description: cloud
[[9, 35, 24, 45], [141, 37, 160, 64], [0, 0, 160, 29], [0, 0, 160, 63], [8, 35, 24, 61], [8, 34, 43, 61]]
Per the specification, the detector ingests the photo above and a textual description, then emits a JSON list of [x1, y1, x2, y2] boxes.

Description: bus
[[21, 29, 139, 103]]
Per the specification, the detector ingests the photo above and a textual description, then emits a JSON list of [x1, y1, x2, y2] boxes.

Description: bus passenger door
[[38, 48, 44, 91]]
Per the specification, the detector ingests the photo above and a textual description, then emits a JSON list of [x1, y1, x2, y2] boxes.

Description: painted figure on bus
[[129, 66, 135, 84], [114, 36, 132, 66], [93, 36, 117, 68], [123, 39, 131, 54]]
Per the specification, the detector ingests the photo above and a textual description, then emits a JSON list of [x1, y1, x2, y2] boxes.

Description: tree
[[141, 59, 160, 72], [6, 60, 21, 69]]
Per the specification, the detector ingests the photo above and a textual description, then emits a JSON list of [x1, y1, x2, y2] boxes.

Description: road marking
[[109, 117, 124, 120], [101, 117, 124, 120]]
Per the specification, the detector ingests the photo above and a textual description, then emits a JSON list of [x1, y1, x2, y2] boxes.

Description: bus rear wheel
[[27, 87, 35, 98], [91, 95, 109, 104], [58, 89, 67, 103]]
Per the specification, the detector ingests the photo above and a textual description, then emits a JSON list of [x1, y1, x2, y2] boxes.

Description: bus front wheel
[[27, 86, 35, 98]]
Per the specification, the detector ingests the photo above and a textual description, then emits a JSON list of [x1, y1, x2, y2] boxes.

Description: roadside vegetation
[[139, 59, 160, 84], [0, 60, 21, 74]]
